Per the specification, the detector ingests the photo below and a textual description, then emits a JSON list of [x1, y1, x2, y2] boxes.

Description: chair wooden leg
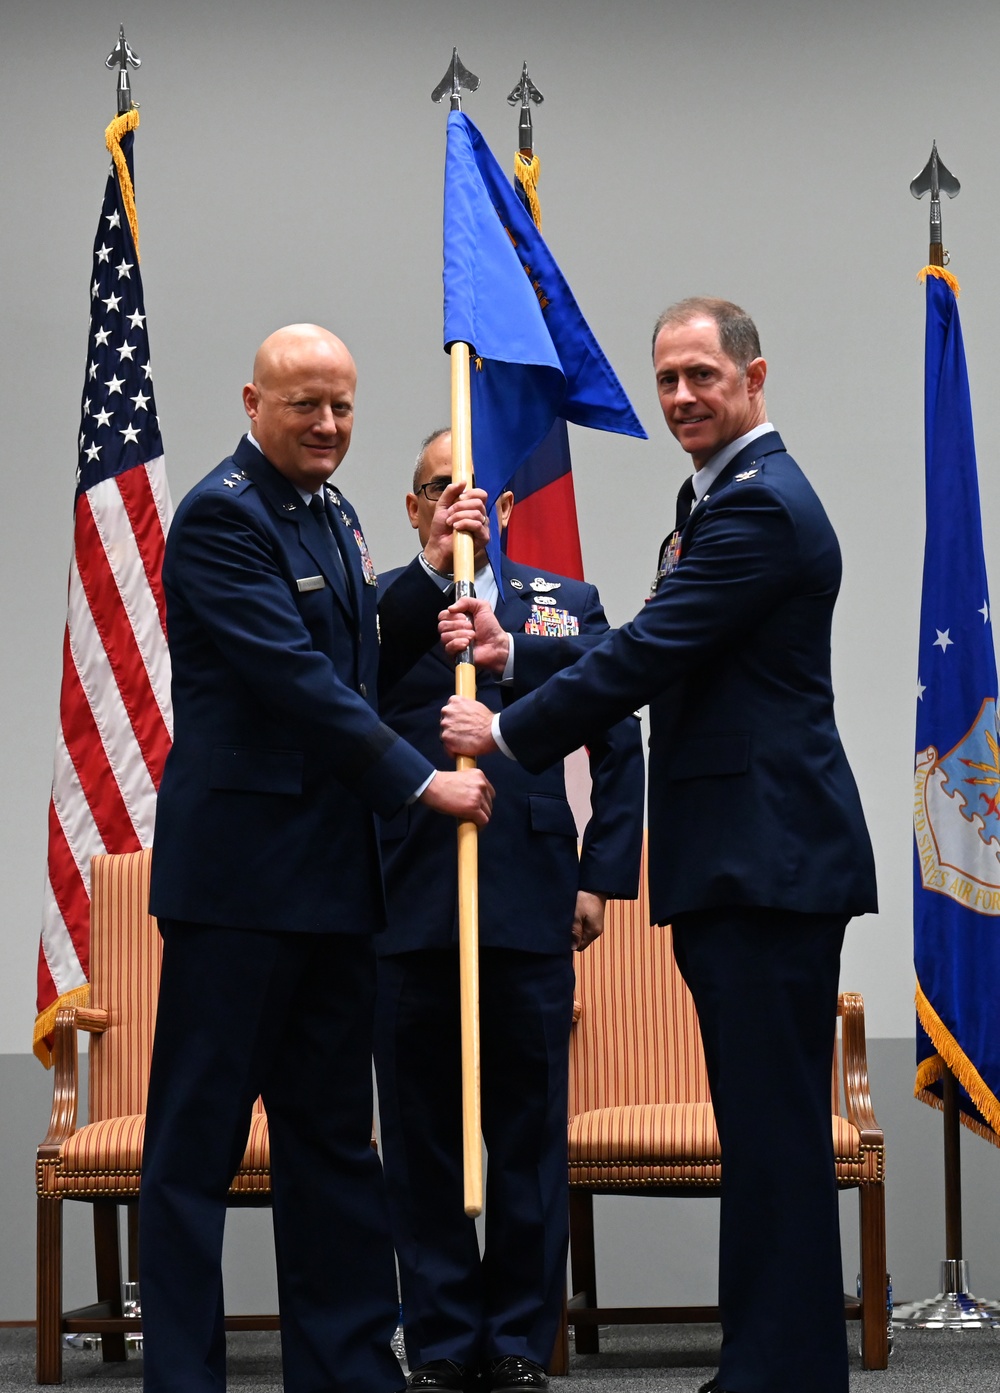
[[568, 1190, 599, 1355], [93, 1202, 127, 1363], [37, 1196, 64, 1385], [547, 1288, 570, 1376], [858, 1182, 888, 1370]]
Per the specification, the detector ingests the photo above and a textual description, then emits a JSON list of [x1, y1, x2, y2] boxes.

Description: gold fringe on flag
[[914, 979, 1000, 1146], [514, 150, 542, 232], [105, 108, 141, 261], [918, 265, 961, 296], [33, 983, 91, 1067]]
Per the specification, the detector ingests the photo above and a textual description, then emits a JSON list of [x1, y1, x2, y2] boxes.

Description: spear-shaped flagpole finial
[[106, 24, 141, 115], [911, 141, 960, 267], [431, 48, 480, 111], [507, 61, 544, 155]]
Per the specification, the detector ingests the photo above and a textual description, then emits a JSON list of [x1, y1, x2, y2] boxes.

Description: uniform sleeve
[[376, 557, 452, 697], [502, 484, 799, 773], [573, 584, 645, 900], [169, 492, 433, 817]]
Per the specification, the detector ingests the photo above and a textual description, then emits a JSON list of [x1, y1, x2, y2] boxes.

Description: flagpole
[[434, 48, 484, 1217], [507, 73, 573, 1377], [450, 341, 483, 1217], [896, 143, 1000, 1332], [921, 156, 967, 1299]]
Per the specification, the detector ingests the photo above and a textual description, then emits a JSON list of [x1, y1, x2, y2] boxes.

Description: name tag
[[296, 575, 325, 593]]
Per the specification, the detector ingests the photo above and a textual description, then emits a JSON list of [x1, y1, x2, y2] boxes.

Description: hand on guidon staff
[[438, 595, 511, 674], [440, 694, 499, 759], [422, 480, 490, 574], [419, 767, 495, 826], [572, 891, 608, 952]]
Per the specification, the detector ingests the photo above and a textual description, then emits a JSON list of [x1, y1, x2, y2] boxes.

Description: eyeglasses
[[414, 475, 476, 502]]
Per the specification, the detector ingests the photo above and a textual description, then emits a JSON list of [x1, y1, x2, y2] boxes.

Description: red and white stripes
[[36, 456, 171, 1061]]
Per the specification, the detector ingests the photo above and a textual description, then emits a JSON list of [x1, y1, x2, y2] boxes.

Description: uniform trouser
[[374, 947, 575, 1371], [139, 920, 401, 1393], [671, 907, 850, 1393]]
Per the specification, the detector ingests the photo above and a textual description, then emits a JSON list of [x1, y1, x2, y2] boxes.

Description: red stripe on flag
[[117, 465, 168, 637], [505, 471, 585, 580], [74, 497, 171, 783], [44, 799, 93, 983], [58, 624, 142, 851], [37, 942, 57, 1018]]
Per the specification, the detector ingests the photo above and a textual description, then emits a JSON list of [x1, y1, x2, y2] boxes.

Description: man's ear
[[745, 356, 767, 399], [242, 383, 259, 422], [496, 490, 515, 532], [405, 493, 421, 531]]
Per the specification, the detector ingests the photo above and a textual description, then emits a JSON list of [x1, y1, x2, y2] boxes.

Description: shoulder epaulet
[[216, 466, 253, 496]]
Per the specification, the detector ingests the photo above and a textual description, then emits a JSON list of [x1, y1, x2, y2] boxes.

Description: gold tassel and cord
[[33, 983, 91, 1067], [514, 151, 542, 233], [105, 108, 141, 260], [914, 979, 1000, 1147], [918, 265, 960, 296]]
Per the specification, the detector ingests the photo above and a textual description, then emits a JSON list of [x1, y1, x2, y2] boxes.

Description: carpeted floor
[[2, 1323, 998, 1391]]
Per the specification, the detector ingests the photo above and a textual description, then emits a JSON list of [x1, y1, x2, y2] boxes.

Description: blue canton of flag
[[913, 267, 1000, 1143], [442, 111, 645, 583], [78, 131, 163, 494]]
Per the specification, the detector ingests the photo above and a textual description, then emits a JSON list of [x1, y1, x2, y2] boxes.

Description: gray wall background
[[2, 0, 999, 1324]]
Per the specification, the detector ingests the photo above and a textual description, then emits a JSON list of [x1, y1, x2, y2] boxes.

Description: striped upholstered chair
[[563, 844, 889, 1371], [35, 847, 274, 1384]]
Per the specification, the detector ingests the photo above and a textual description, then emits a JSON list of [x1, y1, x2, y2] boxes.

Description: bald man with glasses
[[372, 428, 644, 1393]]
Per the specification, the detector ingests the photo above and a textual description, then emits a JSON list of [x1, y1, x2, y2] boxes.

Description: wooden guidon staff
[[433, 48, 483, 1217]]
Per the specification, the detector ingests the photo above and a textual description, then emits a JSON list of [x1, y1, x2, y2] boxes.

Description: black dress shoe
[[697, 1380, 720, 1393], [484, 1356, 548, 1392], [407, 1360, 469, 1392]]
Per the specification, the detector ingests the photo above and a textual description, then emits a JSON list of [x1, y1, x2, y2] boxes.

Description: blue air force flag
[[913, 266, 1000, 1142], [442, 111, 645, 581]]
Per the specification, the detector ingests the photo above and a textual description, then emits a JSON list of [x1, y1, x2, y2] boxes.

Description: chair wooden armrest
[[76, 1007, 110, 1034], [38, 1009, 81, 1158], [38, 1006, 111, 1158], [838, 992, 882, 1149]]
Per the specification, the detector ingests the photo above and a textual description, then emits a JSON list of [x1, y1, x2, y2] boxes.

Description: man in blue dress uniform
[[439, 300, 878, 1393], [374, 429, 644, 1393], [141, 326, 494, 1393]]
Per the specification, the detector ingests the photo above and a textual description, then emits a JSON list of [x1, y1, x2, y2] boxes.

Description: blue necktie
[[308, 493, 348, 587]]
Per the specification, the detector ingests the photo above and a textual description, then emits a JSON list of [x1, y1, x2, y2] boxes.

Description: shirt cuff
[[491, 713, 516, 761], [418, 553, 453, 590], [408, 771, 437, 803], [500, 634, 515, 683]]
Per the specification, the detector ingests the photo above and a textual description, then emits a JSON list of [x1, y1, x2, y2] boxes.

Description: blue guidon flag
[[913, 265, 1000, 1143], [442, 111, 645, 584]]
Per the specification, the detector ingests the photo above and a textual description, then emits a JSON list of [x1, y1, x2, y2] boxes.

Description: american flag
[[34, 110, 172, 1063]]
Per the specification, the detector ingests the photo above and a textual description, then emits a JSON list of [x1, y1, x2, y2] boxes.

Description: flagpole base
[[893, 1261, 1000, 1329]]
